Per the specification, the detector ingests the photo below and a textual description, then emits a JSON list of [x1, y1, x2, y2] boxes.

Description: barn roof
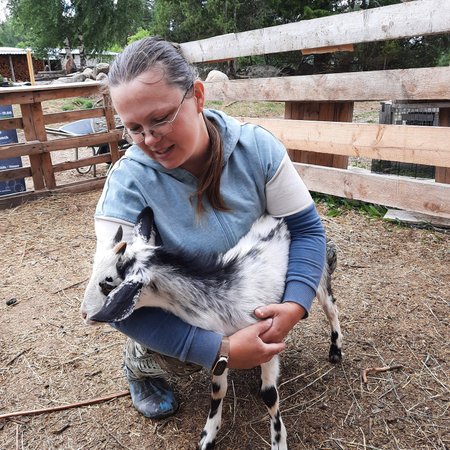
[[0, 47, 29, 55]]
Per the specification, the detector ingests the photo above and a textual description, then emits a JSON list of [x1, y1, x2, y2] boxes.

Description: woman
[[94, 36, 326, 419]]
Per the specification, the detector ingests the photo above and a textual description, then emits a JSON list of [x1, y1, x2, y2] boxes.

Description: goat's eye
[[105, 277, 113, 282], [99, 280, 115, 296]]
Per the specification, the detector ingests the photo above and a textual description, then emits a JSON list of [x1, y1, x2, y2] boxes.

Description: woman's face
[[110, 70, 209, 177]]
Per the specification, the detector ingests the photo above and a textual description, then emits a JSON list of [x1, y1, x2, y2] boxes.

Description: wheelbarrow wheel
[[76, 165, 93, 174]]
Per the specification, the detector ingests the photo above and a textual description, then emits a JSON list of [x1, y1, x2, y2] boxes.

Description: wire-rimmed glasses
[[123, 84, 193, 145]]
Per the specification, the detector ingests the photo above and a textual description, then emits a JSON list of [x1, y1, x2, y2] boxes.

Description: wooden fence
[[0, 0, 449, 218], [0, 83, 123, 207]]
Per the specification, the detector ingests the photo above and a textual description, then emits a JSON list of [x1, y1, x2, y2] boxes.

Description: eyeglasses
[[123, 84, 192, 144]]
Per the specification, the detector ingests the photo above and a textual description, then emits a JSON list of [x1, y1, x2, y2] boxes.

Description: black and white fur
[[81, 207, 342, 450]]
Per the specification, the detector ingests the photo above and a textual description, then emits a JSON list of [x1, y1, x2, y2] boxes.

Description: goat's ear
[[90, 281, 143, 323], [113, 225, 123, 244], [135, 207, 154, 242], [113, 241, 127, 255]]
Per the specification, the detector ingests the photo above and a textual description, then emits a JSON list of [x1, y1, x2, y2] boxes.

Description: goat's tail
[[326, 239, 337, 275]]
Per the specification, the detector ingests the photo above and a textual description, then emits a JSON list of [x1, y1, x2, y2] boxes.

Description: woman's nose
[[143, 131, 163, 146]]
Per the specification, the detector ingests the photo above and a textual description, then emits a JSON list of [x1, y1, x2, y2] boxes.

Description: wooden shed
[[0, 47, 44, 83]]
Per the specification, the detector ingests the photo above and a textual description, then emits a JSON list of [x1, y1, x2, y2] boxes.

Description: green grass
[[205, 100, 284, 118], [313, 193, 387, 218], [61, 97, 94, 111]]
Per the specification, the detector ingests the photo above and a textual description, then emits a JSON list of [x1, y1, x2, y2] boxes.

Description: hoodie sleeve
[[264, 144, 326, 317], [281, 204, 326, 317], [111, 308, 223, 369]]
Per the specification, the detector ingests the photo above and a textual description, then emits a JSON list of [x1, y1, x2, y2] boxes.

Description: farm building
[[0, 47, 117, 83], [0, 47, 44, 83]]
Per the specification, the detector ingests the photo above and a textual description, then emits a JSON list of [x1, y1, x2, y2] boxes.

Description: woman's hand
[[254, 302, 306, 343], [227, 319, 286, 369]]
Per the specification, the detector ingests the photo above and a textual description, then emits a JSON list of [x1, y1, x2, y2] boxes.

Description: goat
[[81, 207, 342, 450]]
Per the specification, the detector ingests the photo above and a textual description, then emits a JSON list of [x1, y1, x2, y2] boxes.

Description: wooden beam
[[0, 117, 23, 131], [52, 153, 111, 172], [205, 67, 450, 102], [0, 83, 101, 105], [0, 166, 32, 182], [103, 93, 121, 164], [34, 85, 100, 103], [294, 163, 450, 219], [0, 90, 35, 105], [29, 102, 56, 189], [0, 140, 43, 159], [181, 0, 450, 62], [20, 103, 46, 190], [43, 107, 106, 125], [43, 130, 121, 152], [301, 44, 354, 55], [240, 118, 450, 168]]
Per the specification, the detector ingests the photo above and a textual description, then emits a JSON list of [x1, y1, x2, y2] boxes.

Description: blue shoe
[[124, 339, 178, 419], [128, 376, 178, 419]]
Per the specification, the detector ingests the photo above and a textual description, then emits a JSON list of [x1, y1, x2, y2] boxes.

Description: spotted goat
[[81, 207, 342, 450]]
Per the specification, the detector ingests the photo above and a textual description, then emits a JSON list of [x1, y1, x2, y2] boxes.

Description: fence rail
[[1, 0, 449, 218]]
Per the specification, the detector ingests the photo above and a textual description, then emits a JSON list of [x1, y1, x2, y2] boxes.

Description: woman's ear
[[193, 79, 205, 112]]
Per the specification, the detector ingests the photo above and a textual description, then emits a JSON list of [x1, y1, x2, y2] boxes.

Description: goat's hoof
[[197, 440, 216, 450], [197, 430, 216, 450], [328, 345, 342, 363]]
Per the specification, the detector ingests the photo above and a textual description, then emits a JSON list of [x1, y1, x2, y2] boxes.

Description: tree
[[8, 0, 148, 63], [0, 16, 23, 47]]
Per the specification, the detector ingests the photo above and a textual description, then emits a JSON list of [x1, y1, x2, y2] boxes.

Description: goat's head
[[81, 207, 155, 324]]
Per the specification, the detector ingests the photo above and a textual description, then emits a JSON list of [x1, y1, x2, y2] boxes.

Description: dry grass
[[1, 190, 448, 450]]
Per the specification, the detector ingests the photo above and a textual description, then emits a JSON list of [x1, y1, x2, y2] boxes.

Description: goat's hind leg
[[197, 370, 228, 450], [260, 356, 288, 450], [317, 246, 343, 363]]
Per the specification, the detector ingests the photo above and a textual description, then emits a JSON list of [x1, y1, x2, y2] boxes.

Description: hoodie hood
[[123, 108, 242, 178]]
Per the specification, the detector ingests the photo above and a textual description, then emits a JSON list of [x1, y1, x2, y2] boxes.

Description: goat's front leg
[[260, 356, 288, 450], [197, 370, 228, 450]]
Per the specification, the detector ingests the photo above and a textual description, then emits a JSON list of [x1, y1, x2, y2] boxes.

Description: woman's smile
[[151, 144, 175, 158]]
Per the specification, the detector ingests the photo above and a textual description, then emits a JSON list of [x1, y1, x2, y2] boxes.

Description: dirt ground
[[0, 189, 448, 450]]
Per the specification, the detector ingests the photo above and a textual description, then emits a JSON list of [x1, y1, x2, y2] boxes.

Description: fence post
[[435, 108, 450, 184], [19, 103, 57, 190], [102, 93, 120, 164], [284, 101, 352, 168]]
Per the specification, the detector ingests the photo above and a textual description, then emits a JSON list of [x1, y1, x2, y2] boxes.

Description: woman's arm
[[255, 204, 326, 343]]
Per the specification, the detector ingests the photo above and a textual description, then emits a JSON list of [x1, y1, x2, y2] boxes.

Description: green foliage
[[313, 193, 387, 219], [0, 16, 23, 47], [437, 51, 450, 66], [8, 0, 148, 55], [436, 37, 450, 66], [127, 28, 151, 44], [108, 43, 123, 53], [61, 97, 93, 111]]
